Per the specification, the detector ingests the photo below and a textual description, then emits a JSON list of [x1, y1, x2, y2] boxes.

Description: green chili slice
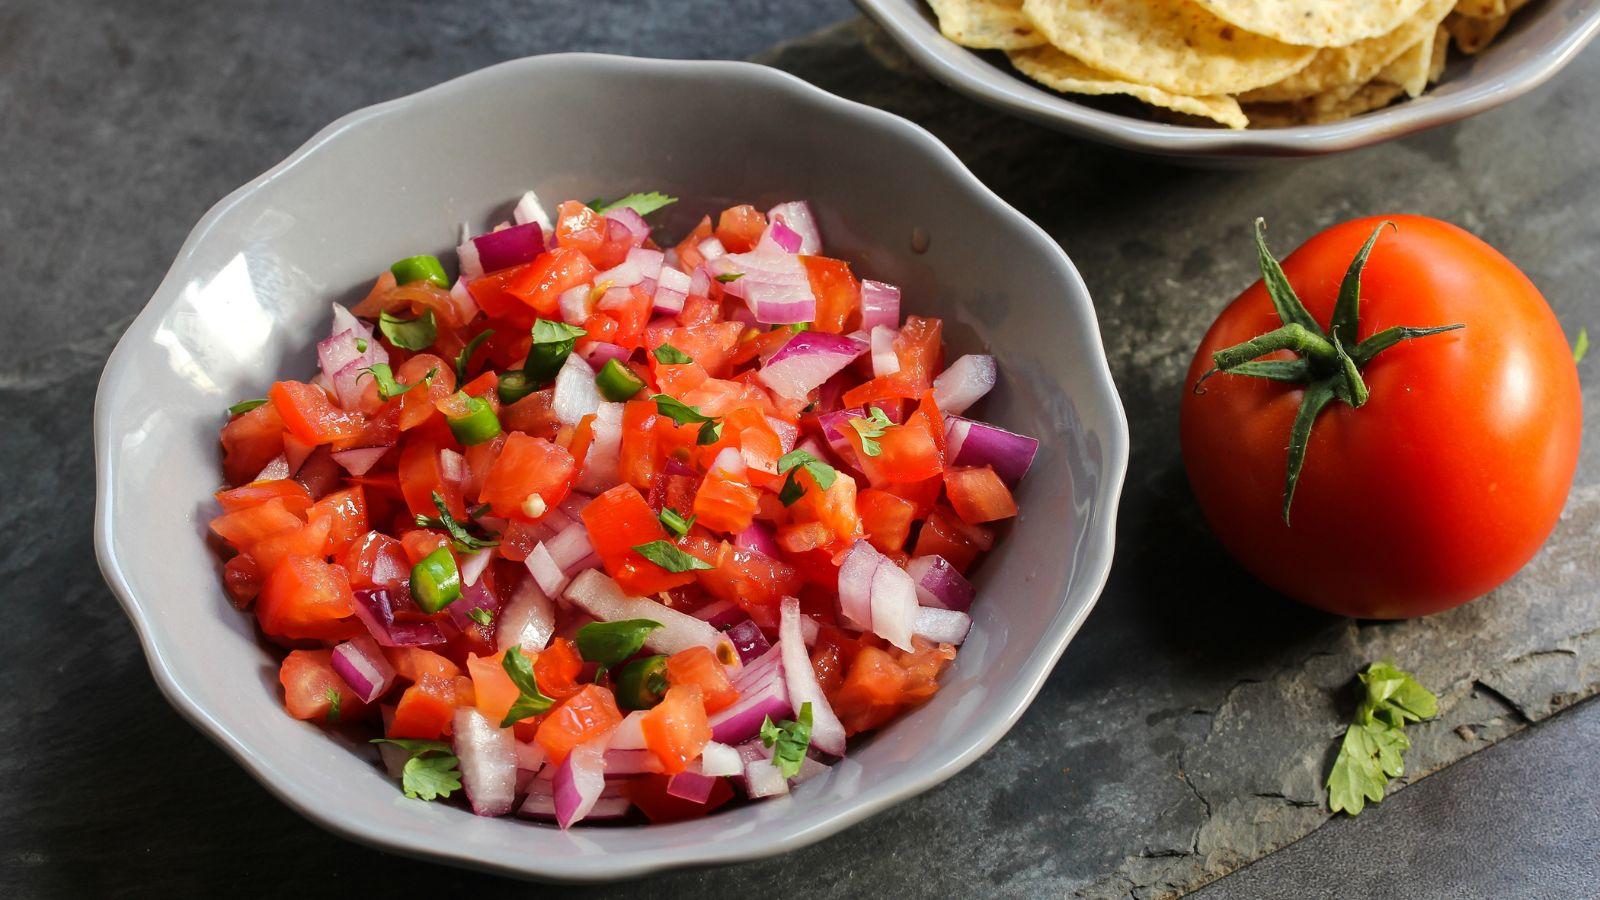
[[613, 655, 670, 711], [445, 393, 501, 446], [595, 358, 645, 401], [390, 255, 449, 289], [410, 547, 462, 613]]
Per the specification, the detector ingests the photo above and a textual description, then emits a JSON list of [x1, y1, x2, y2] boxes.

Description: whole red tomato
[[1181, 215, 1581, 618]]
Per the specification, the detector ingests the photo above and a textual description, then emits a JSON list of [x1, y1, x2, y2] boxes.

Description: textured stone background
[[3, 2, 1597, 897]]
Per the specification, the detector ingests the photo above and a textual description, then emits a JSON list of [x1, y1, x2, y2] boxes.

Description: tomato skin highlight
[[1180, 215, 1582, 619]]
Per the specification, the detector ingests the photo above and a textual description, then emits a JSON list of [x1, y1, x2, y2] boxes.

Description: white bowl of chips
[[856, 0, 1600, 158]]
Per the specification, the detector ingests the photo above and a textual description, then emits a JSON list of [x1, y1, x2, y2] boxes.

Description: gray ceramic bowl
[[93, 53, 1127, 880], [855, 0, 1600, 160]]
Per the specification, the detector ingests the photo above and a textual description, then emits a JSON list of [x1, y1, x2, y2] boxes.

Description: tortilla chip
[[1239, 0, 1455, 103], [1428, 24, 1450, 81], [1245, 82, 1407, 127], [1019, 0, 1315, 96], [1007, 45, 1248, 128], [1452, 0, 1506, 18], [1376, 24, 1441, 96], [1446, 0, 1530, 52], [927, 0, 1046, 50], [1189, 0, 1429, 48]]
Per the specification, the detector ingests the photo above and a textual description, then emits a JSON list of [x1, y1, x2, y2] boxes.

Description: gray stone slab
[[3, 1, 1598, 898]]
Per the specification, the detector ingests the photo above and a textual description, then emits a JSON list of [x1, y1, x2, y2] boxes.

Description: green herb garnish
[[777, 449, 838, 506], [455, 329, 495, 383], [378, 309, 437, 350], [653, 344, 693, 365], [1326, 661, 1438, 816], [760, 702, 814, 779], [659, 508, 695, 538], [576, 619, 664, 674], [649, 394, 722, 445], [499, 646, 557, 727], [228, 398, 268, 416], [632, 540, 714, 573], [370, 739, 463, 801], [847, 406, 894, 457], [595, 192, 677, 217]]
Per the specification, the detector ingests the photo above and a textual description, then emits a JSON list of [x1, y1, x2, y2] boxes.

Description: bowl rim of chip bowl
[[92, 52, 1130, 881], [853, 0, 1600, 159]]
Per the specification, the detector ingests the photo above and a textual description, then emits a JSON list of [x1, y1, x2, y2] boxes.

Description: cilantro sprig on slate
[[1326, 661, 1438, 816]]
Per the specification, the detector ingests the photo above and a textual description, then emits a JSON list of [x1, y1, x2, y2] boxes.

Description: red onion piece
[[724, 618, 773, 664], [558, 283, 592, 324], [520, 778, 632, 821], [758, 331, 869, 400], [453, 708, 518, 816], [565, 571, 736, 659], [610, 711, 648, 751], [447, 575, 502, 638], [604, 207, 650, 245], [652, 266, 690, 316], [254, 454, 291, 483], [905, 554, 975, 612], [932, 354, 997, 416], [837, 540, 884, 630], [914, 606, 973, 645], [779, 597, 846, 755], [525, 543, 569, 598], [459, 549, 493, 587], [497, 577, 556, 654], [733, 523, 781, 560], [742, 747, 790, 798], [765, 201, 822, 255], [471, 222, 546, 274], [666, 770, 718, 804], [697, 741, 743, 777], [859, 280, 901, 331], [552, 740, 608, 829], [870, 325, 902, 378], [603, 748, 665, 775], [693, 599, 745, 629], [709, 249, 816, 324], [553, 353, 603, 426], [352, 589, 448, 647], [944, 416, 1039, 488], [817, 408, 865, 460], [708, 663, 791, 745], [574, 402, 624, 494], [688, 265, 712, 297], [512, 190, 552, 230], [330, 636, 395, 704], [870, 560, 919, 652], [758, 218, 803, 254], [331, 446, 389, 478], [579, 341, 631, 373], [456, 236, 483, 280], [697, 237, 728, 260], [792, 752, 831, 786]]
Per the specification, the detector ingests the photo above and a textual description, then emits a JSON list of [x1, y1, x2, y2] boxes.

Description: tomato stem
[[1198, 220, 1465, 524]]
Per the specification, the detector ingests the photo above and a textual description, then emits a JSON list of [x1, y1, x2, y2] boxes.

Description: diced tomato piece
[[502, 388, 561, 439], [778, 521, 834, 554], [250, 514, 332, 574], [794, 468, 861, 543], [581, 484, 697, 595], [664, 647, 738, 714], [466, 266, 538, 327], [882, 476, 942, 519], [256, 555, 360, 643], [692, 468, 760, 534], [619, 400, 662, 491], [385, 647, 461, 683], [715, 204, 767, 253], [269, 381, 363, 446], [852, 401, 944, 485], [505, 246, 598, 315], [652, 322, 745, 377], [535, 637, 584, 700], [641, 684, 712, 774], [672, 216, 714, 272], [802, 256, 860, 334], [554, 201, 608, 262], [913, 505, 994, 572], [395, 354, 457, 431], [397, 438, 463, 520], [647, 469, 700, 519], [221, 402, 287, 486], [695, 540, 803, 629], [480, 433, 576, 520], [399, 529, 449, 565], [811, 639, 846, 698], [280, 649, 368, 723], [622, 772, 735, 823], [832, 646, 907, 735], [896, 638, 957, 703], [209, 498, 304, 553], [944, 466, 1018, 524], [339, 530, 409, 591], [858, 488, 917, 553], [389, 673, 469, 740], [223, 553, 263, 609], [535, 684, 622, 764], [308, 487, 368, 557], [216, 479, 314, 516], [466, 650, 520, 725]]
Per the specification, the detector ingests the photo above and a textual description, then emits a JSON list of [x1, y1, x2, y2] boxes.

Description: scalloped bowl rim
[[92, 53, 1128, 881]]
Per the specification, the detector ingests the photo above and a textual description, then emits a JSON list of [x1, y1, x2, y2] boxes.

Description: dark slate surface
[[3, 1, 1597, 897]]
